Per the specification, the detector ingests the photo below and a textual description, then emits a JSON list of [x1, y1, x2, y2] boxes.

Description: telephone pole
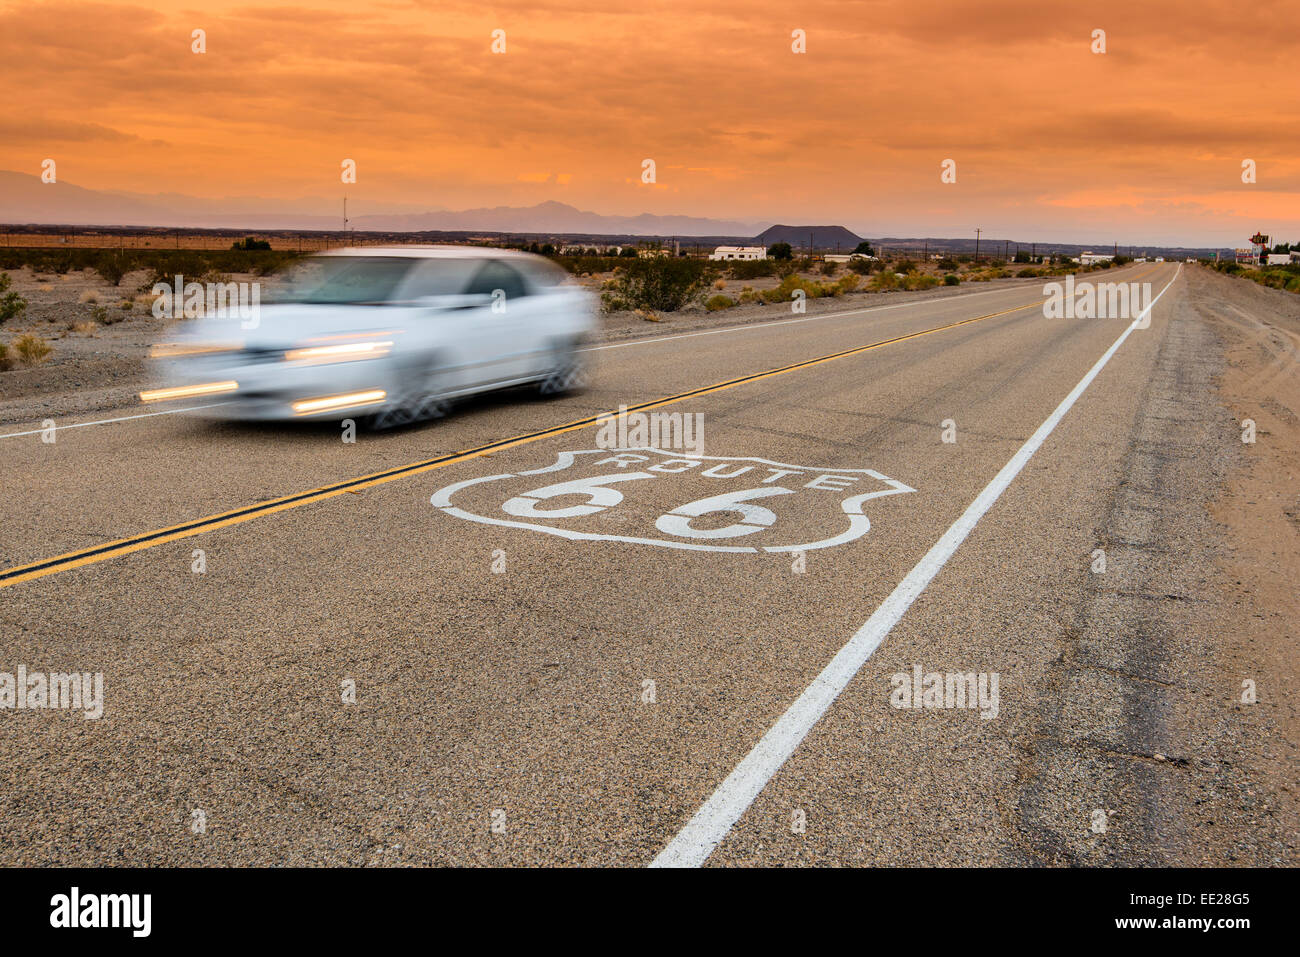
[[974, 228, 981, 262]]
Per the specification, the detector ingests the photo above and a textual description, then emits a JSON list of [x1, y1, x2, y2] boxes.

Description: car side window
[[464, 261, 529, 303], [398, 260, 478, 301]]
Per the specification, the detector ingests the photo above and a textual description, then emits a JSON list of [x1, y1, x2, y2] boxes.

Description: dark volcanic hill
[[755, 224, 863, 250]]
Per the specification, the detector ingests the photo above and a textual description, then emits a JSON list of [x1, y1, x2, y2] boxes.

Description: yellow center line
[[0, 266, 1163, 589]]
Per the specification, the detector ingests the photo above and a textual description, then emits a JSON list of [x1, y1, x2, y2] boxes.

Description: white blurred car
[[143, 246, 597, 427]]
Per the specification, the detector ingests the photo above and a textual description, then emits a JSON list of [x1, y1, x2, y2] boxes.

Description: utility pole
[[975, 228, 981, 262]]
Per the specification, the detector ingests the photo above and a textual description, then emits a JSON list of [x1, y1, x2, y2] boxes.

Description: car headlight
[[149, 341, 242, 358], [283, 340, 394, 364]]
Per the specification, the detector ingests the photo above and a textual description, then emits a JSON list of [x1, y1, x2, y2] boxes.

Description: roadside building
[[709, 246, 767, 261], [1079, 251, 1115, 266]]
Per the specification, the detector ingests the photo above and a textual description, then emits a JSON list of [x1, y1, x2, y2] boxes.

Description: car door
[[460, 260, 545, 384]]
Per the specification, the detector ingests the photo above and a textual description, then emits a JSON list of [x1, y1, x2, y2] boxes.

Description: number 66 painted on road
[[500, 471, 794, 539], [430, 450, 915, 554]]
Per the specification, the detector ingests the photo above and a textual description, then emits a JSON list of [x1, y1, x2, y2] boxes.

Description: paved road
[[1, 263, 1285, 865]]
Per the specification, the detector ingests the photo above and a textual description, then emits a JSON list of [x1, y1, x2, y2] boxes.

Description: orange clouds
[[1, 0, 1298, 244]]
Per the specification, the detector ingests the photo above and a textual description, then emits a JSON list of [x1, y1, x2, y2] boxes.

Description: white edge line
[[0, 402, 231, 440], [649, 264, 1182, 868]]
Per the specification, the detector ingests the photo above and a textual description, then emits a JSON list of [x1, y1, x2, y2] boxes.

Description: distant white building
[[560, 243, 623, 255], [709, 246, 767, 261], [1079, 251, 1115, 266], [1266, 253, 1293, 266]]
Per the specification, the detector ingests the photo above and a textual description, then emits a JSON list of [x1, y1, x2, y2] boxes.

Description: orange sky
[[2, 0, 1298, 244]]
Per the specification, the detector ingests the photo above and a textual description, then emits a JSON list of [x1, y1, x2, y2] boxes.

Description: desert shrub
[[936, 257, 959, 271], [119, 299, 133, 311], [943, 273, 960, 286], [767, 242, 793, 260], [555, 255, 626, 275], [820, 260, 839, 276], [79, 290, 99, 304], [760, 274, 832, 303], [903, 274, 939, 291], [1214, 260, 1300, 295], [847, 257, 879, 276], [712, 278, 727, 290], [869, 271, 900, 291], [232, 237, 272, 251], [0, 342, 10, 370], [705, 294, 736, 311], [607, 256, 708, 311], [729, 259, 776, 280], [892, 259, 917, 274], [12, 333, 52, 364], [0, 272, 28, 323], [94, 252, 127, 286], [835, 273, 860, 294], [90, 305, 117, 325]]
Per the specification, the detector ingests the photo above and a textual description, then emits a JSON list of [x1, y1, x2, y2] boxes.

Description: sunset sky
[[2, 0, 1298, 245]]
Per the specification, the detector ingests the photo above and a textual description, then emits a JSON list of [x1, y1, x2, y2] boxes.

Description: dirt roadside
[[1195, 265, 1299, 859]]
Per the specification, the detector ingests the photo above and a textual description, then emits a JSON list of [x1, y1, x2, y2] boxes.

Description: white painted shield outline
[[430, 449, 915, 554]]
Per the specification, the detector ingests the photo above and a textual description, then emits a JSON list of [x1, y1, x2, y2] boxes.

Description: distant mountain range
[[0, 171, 764, 237]]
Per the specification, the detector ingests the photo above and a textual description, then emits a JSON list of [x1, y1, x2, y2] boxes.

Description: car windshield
[[274, 257, 419, 305]]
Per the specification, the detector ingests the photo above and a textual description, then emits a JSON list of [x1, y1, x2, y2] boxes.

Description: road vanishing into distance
[[3, 262, 1295, 865]]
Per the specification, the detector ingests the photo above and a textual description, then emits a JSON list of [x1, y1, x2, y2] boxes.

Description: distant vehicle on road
[[143, 246, 596, 427]]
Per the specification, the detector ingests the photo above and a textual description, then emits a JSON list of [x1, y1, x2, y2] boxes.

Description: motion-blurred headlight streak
[[148, 342, 242, 358], [139, 381, 239, 402], [283, 341, 394, 364], [290, 390, 387, 415]]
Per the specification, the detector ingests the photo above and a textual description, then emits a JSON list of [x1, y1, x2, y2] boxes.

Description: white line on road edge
[[0, 403, 230, 440], [650, 264, 1183, 868]]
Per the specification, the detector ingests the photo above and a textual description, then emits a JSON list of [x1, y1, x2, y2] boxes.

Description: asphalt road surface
[[2, 262, 1294, 866]]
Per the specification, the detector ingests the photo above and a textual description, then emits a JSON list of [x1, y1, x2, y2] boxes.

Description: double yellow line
[[0, 271, 1158, 590]]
